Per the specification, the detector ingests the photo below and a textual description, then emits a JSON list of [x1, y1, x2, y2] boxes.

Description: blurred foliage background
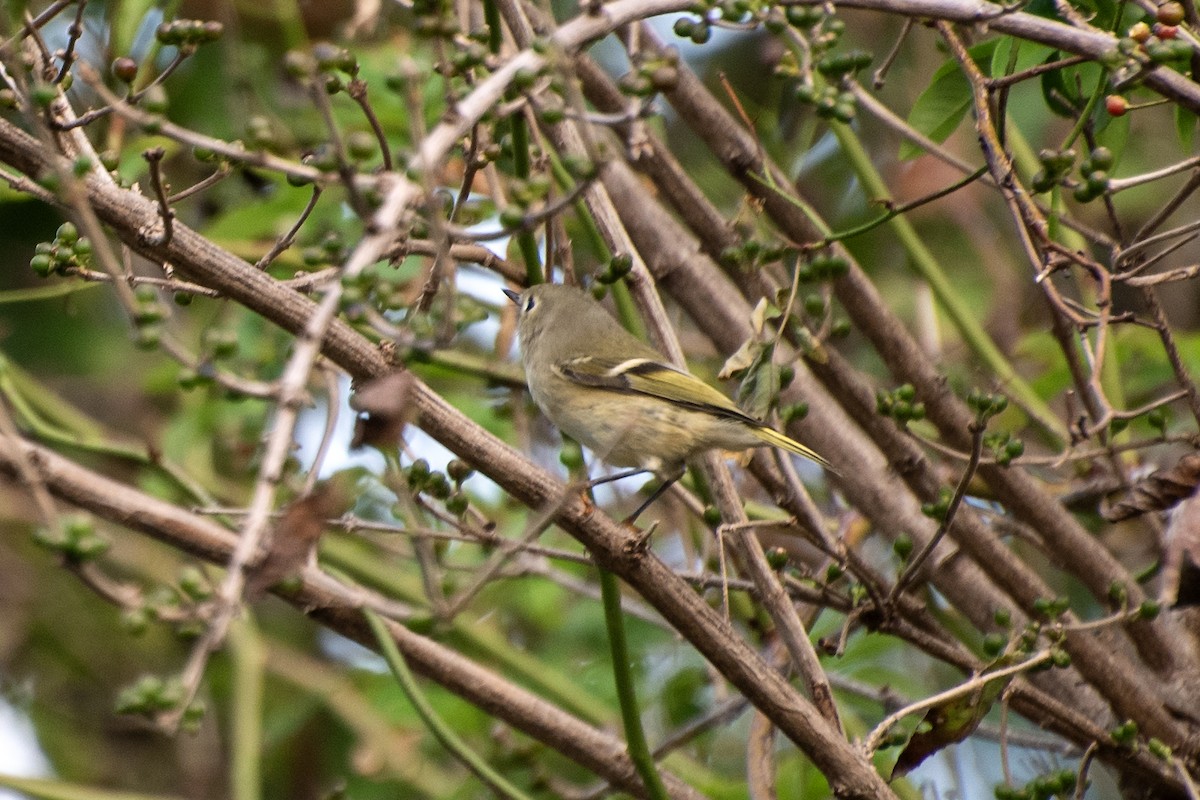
[[1, 0, 1199, 799]]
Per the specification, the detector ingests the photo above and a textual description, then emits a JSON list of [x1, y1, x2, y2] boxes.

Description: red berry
[[111, 56, 138, 83], [1105, 95, 1129, 117], [1154, 22, 1179, 39]]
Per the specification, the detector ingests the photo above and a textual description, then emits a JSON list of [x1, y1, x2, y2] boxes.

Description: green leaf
[[990, 38, 1056, 79], [661, 665, 710, 727], [1039, 51, 1077, 117], [735, 339, 781, 419], [0, 774, 181, 800], [108, 1, 158, 62], [1041, 56, 1105, 118], [0, 282, 102, 304], [1096, 108, 1130, 158], [1177, 106, 1198, 151], [1024, 0, 1061, 18], [891, 665, 1016, 778], [900, 40, 999, 160], [1073, 0, 1123, 29]]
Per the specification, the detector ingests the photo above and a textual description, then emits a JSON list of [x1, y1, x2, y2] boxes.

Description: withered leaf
[[1162, 493, 1200, 607], [719, 298, 777, 381], [246, 480, 350, 600], [350, 370, 415, 450], [719, 337, 764, 381], [1104, 453, 1200, 522]]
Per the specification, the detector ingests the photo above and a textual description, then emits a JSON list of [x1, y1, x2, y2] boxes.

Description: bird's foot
[[621, 519, 658, 554], [576, 490, 596, 519]]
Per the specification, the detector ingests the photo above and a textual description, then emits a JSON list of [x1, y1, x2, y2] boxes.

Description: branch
[[0, 434, 704, 800]]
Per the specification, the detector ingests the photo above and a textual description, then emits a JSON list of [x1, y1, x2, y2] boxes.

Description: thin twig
[[310, 74, 370, 220], [1108, 157, 1200, 194], [167, 163, 232, 203], [872, 17, 914, 88], [0, 0, 74, 52], [142, 147, 175, 247], [51, 0, 87, 84], [1074, 742, 1099, 800], [987, 54, 1089, 89], [861, 650, 1054, 754], [1124, 264, 1200, 287], [255, 186, 323, 271], [302, 363, 342, 496], [347, 78, 394, 171], [890, 421, 985, 602]]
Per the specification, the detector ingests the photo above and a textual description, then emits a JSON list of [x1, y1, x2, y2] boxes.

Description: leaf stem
[[599, 567, 669, 800], [364, 608, 536, 800]]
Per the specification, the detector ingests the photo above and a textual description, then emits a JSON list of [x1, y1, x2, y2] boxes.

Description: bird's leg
[[621, 465, 685, 527], [571, 468, 650, 516], [581, 467, 653, 490]]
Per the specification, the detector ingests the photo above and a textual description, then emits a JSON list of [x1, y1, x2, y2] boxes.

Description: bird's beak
[[502, 288, 521, 304]]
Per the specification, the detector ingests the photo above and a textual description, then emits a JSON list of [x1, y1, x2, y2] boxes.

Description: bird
[[504, 283, 833, 523]]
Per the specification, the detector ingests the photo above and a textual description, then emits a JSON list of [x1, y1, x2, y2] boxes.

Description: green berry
[[122, 607, 151, 636], [447, 459, 474, 483], [982, 632, 1007, 657], [31, 83, 57, 108], [346, 131, 376, 161], [825, 256, 849, 277], [782, 402, 808, 424], [178, 566, 210, 601], [30, 253, 54, 276], [803, 293, 825, 316], [426, 471, 451, 499], [1148, 737, 1172, 759], [766, 546, 789, 570], [1089, 146, 1114, 171], [141, 85, 168, 114], [1111, 720, 1137, 743], [446, 491, 469, 516], [1030, 169, 1057, 193], [794, 84, 819, 104], [559, 440, 585, 470], [499, 207, 525, 228], [407, 458, 431, 487], [56, 222, 79, 245]]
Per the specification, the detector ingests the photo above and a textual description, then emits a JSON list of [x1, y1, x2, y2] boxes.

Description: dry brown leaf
[[350, 370, 416, 450], [247, 481, 350, 599], [1103, 453, 1200, 522]]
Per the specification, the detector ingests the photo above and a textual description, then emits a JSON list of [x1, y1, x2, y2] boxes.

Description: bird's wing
[[556, 355, 758, 423]]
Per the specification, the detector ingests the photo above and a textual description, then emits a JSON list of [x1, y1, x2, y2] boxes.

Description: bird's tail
[[751, 425, 837, 474]]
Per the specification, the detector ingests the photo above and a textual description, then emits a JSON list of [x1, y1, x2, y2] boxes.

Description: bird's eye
[[524, 296, 537, 312]]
